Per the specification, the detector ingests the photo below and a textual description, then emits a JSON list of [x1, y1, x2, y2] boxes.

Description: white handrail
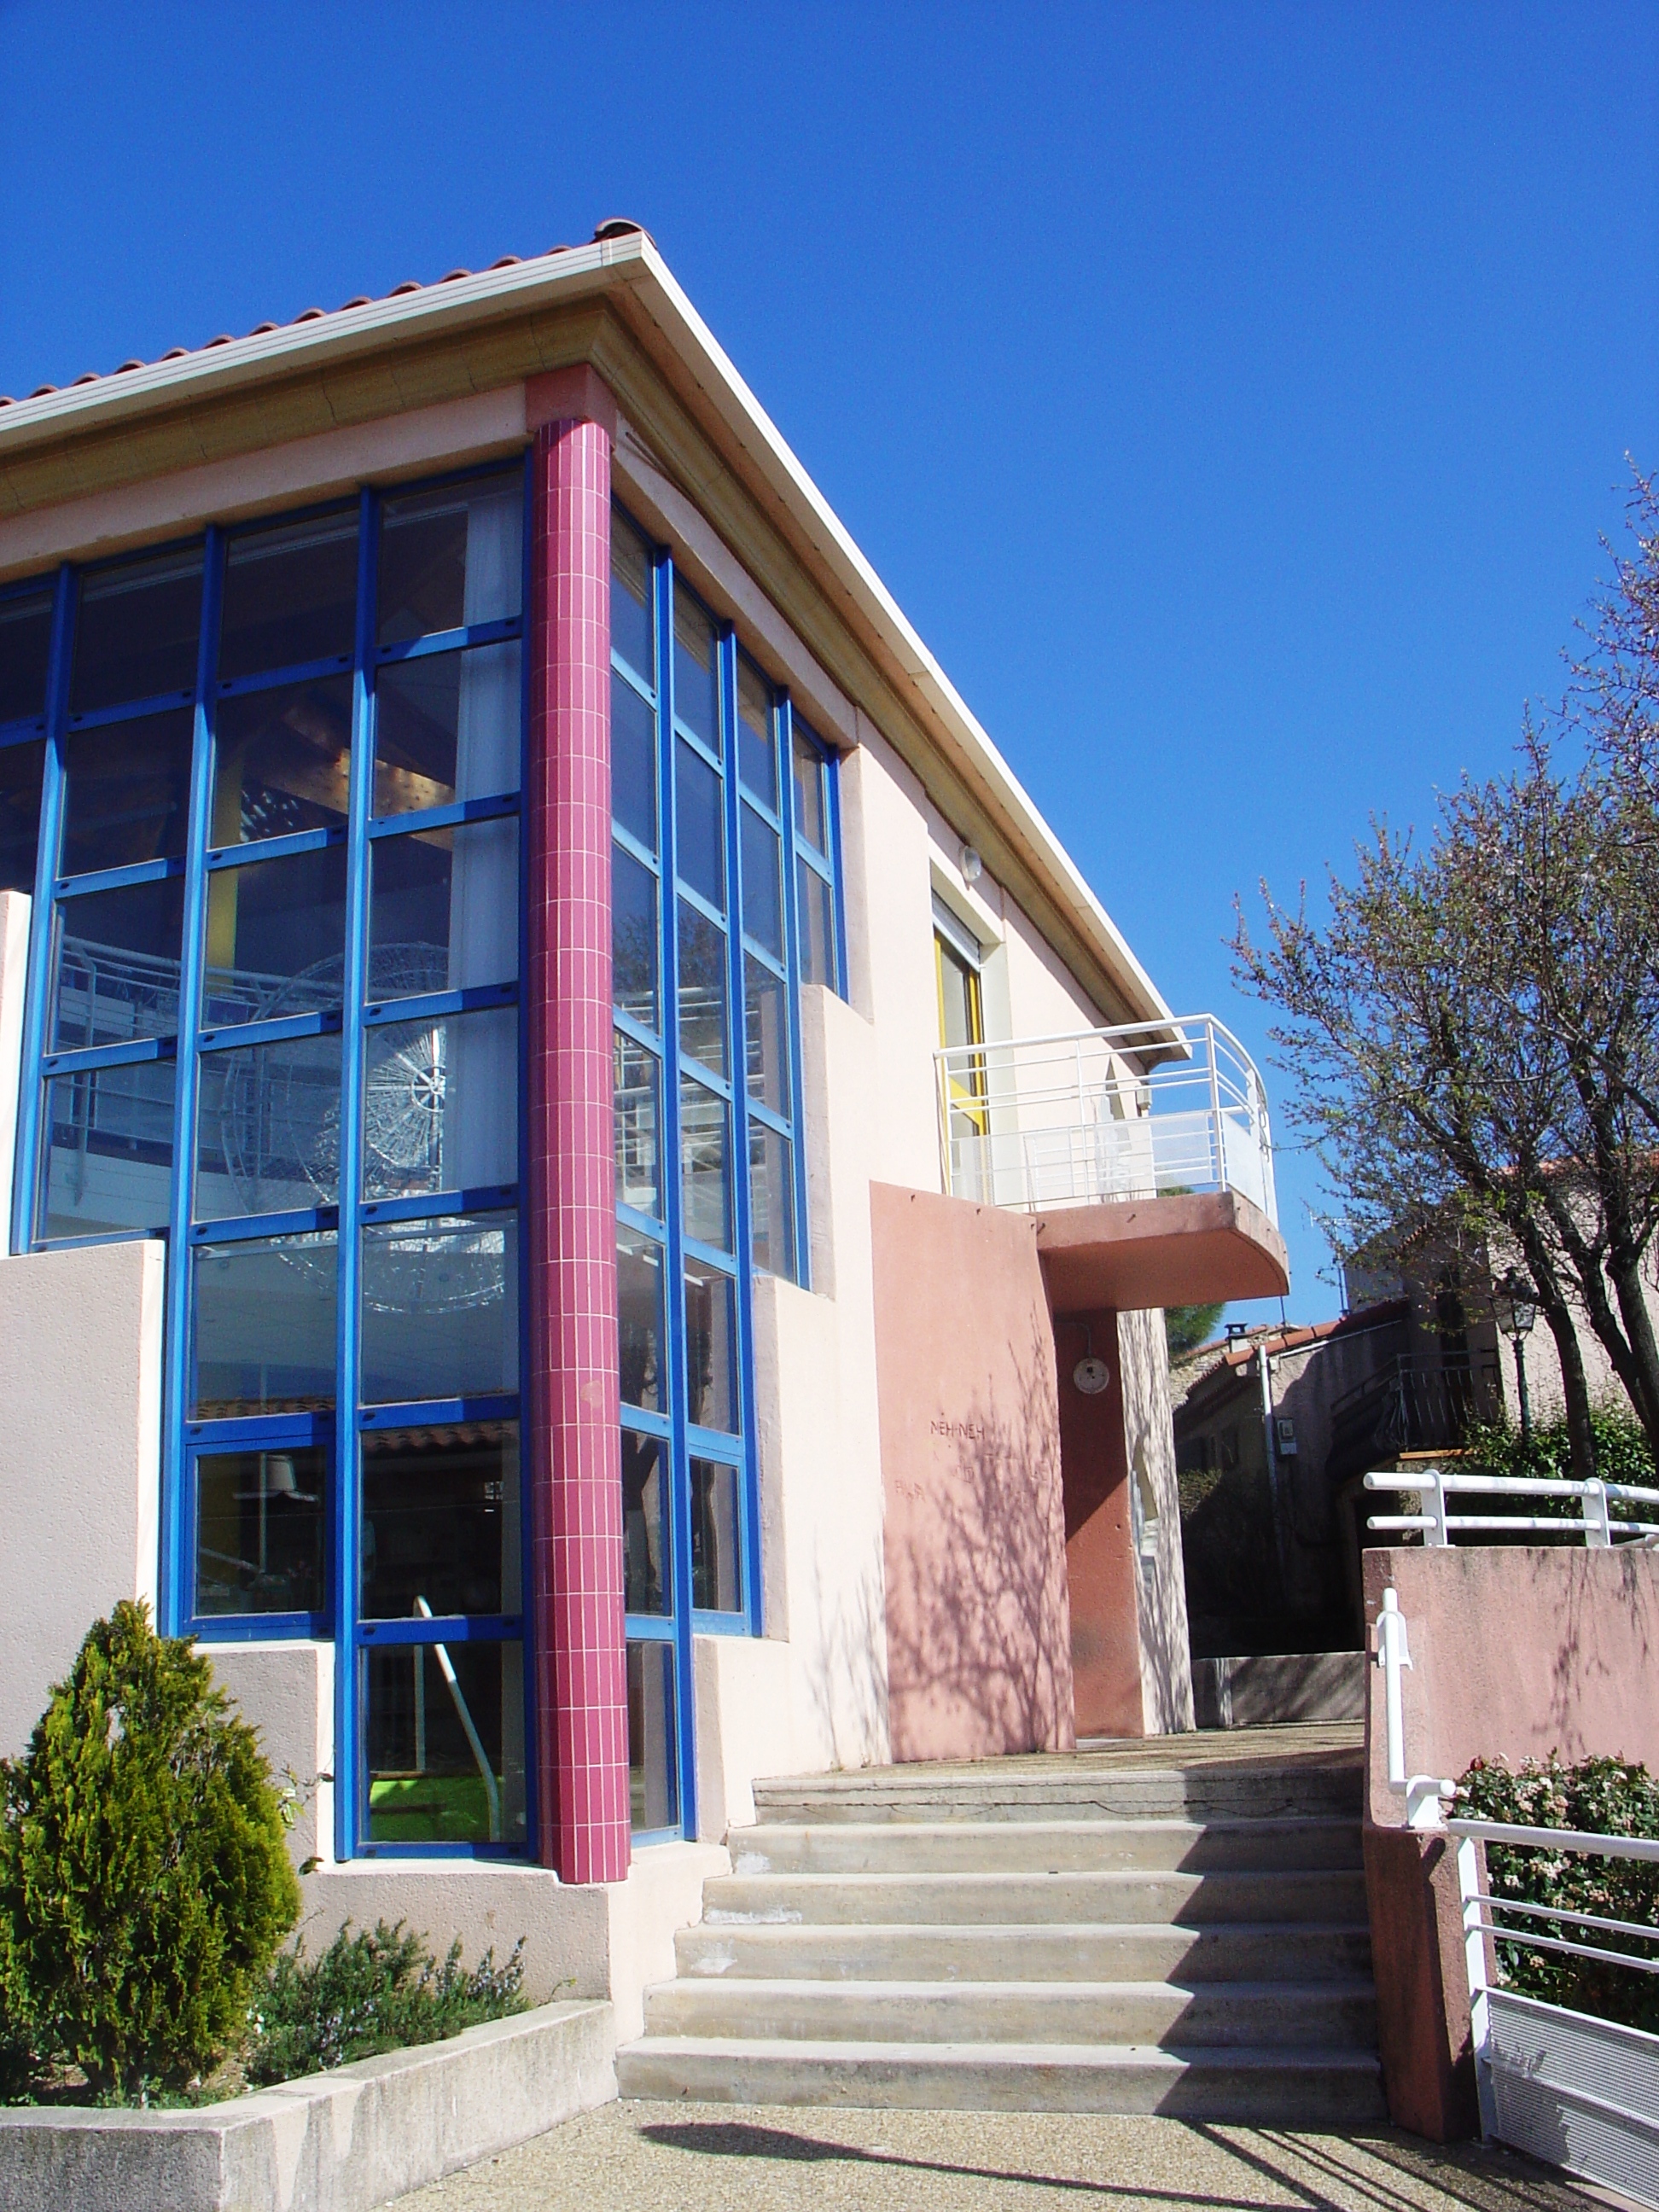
[[1365, 1467, 1659, 1548], [1373, 1587, 1455, 1829]]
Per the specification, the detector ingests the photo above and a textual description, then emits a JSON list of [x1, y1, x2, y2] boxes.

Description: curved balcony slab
[[1036, 1188, 1289, 1314]]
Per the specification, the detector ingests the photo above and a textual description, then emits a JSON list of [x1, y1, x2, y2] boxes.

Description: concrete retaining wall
[[0, 1998, 614, 2212], [1193, 1650, 1365, 1730]]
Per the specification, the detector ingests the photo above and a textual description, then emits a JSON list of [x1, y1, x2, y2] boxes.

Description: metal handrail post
[[1205, 1016, 1223, 1190], [1424, 1468, 1450, 1547], [1583, 1478, 1611, 1547], [1457, 1832, 1497, 2137]]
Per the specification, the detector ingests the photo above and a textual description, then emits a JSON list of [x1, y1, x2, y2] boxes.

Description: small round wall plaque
[[1073, 1356, 1111, 1396]]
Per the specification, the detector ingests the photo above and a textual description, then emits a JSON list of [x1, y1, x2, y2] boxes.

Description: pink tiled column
[[526, 405, 630, 1884]]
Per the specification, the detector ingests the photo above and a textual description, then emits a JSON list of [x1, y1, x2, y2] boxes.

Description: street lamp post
[[1491, 1273, 1538, 1441]]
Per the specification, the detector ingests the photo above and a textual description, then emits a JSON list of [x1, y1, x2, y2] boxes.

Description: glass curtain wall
[[609, 506, 841, 1835], [7, 468, 530, 1860]]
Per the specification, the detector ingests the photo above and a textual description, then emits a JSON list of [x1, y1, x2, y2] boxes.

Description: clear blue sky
[[3, 3, 1655, 1324]]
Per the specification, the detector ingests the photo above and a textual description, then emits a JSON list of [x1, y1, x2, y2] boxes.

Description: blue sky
[[3, 3, 1654, 1324]]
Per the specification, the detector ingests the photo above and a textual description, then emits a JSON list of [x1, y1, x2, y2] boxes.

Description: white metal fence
[[1365, 1467, 1659, 1547], [934, 1012, 1278, 1225]]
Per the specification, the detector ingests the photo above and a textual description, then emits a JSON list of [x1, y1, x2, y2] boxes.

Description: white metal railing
[[934, 1013, 1277, 1225], [1365, 1468, 1659, 1547]]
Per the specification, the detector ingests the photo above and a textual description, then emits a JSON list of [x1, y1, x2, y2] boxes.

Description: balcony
[[1326, 1352, 1505, 1488], [934, 1015, 1290, 1313]]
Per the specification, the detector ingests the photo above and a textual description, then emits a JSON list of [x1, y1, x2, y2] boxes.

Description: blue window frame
[[5, 468, 533, 1863]]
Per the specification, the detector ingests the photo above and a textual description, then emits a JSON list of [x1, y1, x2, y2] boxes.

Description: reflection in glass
[[364, 1639, 527, 1847], [62, 708, 193, 875], [0, 739, 45, 896], [202, 843, 349, 1027], [360, 1422, 521, 1619], [672, 593, 719, 755], [684, 1260, 736, 1433], [361, 1007, 517, 1199], [680, 1078, 731, 1253], [618, 1226, 664, 1413], [194, 1446, 326, 1617], [743, 956, 788, 1116], [360, 1214, 518, 1404], [212, 678, 352, 844], [675, 739, 723, 910], [39, 1062, 175, 1241], [627, 1639, 678, 1833], [749, 1123, 796, 1283], [369, 818, 518, 994], [622, 1430, 669, 1616], [614, 1031, 661, 1218], [195, 1031, 342, 1219], [373, 643, 521, 816], [736, 661, 776, 806], [798, 858, 835, 991], [793, 728, 826, 853], [741, 807, 782, 958], [611, 511, 655, 685], [71, 548, 204, 714], [0, 591, 53, 726], [50, 878, 183, 1051], [691, 1458, 742, 1613], [190, 1231, 337, 1417], [378, 473, 523, 645], [219, 511, 358, 681], [611, 672, 657, 853], [613, 844, 658, 1031], [677, 899, 727, 1078]]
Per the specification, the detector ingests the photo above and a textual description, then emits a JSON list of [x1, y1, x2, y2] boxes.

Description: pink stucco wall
[[870, 1184, 1075, 1764]]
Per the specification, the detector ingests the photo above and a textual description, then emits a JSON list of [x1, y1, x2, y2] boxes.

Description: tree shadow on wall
[[796, 1540, 889, 1773], [883, 1320, 1073, 1762]]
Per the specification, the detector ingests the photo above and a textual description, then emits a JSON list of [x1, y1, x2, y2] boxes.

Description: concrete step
[[728, 1816, 1363, 1877], [642, 1975, 1380, 2050], [676, 1918, 1375, 1985], [701, 1866, 1369, 1928], [750, 1762, 1362, 1828], [614, 2034, 1387, 2122]]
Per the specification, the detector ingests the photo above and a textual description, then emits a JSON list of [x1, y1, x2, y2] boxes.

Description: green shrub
[[1455, 1754, 1659, 2032], [1460, 1406, 1656, 1531], [0, 1601, 300, 2100], [247, 1920, 526, 2085]]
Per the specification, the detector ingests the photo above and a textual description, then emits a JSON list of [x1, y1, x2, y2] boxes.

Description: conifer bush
[[0, 1601, 300, 2100]]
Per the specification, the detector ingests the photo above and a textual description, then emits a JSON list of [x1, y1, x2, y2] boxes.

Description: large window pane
[[613, 845, 658, 1032], [0, 739, 45, 895], [218, 511, 358, 681], [691, 1458, 742, 1614], [677, 899, 727, 1079], [611, 512, 655, 687], [627, 1639, 678, 1833], [38, 1062, 174, 1240], [378, 473, 523, 645], [679, 1078, 731, 1252], [674, 739, 723, 910], [743, 955, 789, 1117], [741, 806, 782, 958], [614, 1031, 661, 1218], [798, 857, 835, 991], [749, 1123, 796, 1283], [793, 729, 827, 854], [194, 1446, 326, 1618], [618, 1225, 664, 1413], [622, 1431, 670, 1616], [202, 844, 348, 1027], [684, 1259, 737, 1433], [373, 643, 521, 816], [360, 1214, 518, 1404], [360, 1421, 521, 1619], [672, 593, 719, 755], [195, 1031, 342, 1219], [72, 548, 203, 713], [362, 1006, 517, 1199], [364, 1639, 527, 1847], [51, 879, 183, 1050], [212, 678, 352, 845], [736, 661, 776, 808], [0, 591, 53, 726], [611, 671, 657, 853], [369, 818, 518, 996], [190, 1231, 337, 1417], [61, 707, 193, 876]]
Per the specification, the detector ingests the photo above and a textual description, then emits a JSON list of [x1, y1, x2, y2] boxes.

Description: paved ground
[[390, 2098, 1598, 2212]]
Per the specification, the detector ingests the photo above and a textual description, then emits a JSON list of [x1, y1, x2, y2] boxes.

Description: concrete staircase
[[617, 1736, 1385, 2121]]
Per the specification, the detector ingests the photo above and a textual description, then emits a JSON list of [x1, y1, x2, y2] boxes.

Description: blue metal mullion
[[12, 565, 75, 1254], [777, 696, 812, 1293], [826, 744, 849, 999], [656, 555, 696, 1842], [334, 489, 378, 1860], [160, 526, 225, 1632]]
